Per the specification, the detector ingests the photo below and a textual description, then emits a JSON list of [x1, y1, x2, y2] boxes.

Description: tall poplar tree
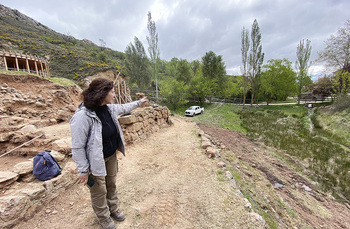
[[295, 39, 312, 104], [241, 26, 250, 106], [146, 11, 160, 99], [248, 19, 264, 105]]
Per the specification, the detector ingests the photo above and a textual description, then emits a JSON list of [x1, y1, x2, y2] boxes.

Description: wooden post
[[15, 52, 19, 71], [40, 61, 44, 77], [26, 58, 30, 73], [34, 60, 39, 75], [3, 56, 8, 71]]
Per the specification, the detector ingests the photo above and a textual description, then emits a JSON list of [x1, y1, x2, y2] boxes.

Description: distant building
[[0, 50, 49, 77]]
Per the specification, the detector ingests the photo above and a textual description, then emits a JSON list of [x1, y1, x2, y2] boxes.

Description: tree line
[[123, 15, 350, 110]]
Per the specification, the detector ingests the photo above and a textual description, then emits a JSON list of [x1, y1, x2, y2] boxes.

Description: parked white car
[[185, 106, 204, 117]]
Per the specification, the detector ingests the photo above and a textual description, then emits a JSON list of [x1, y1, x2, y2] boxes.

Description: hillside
[[0, 4, 125, 80]]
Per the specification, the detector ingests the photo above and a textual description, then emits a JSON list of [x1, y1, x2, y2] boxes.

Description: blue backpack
[[33, 150, 62, 181]]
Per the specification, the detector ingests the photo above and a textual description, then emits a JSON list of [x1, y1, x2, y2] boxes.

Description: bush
[[333, 95, 350, 112]]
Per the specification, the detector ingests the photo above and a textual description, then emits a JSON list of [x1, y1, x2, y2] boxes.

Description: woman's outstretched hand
[[140, 97, 148, 105]]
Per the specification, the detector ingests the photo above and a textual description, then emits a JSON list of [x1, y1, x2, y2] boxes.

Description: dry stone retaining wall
[[120, 106, 172, 144]]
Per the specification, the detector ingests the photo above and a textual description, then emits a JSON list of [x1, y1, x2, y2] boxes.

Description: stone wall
[[119, 106, 172, 144]]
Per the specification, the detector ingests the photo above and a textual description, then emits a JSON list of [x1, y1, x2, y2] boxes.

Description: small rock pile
[[198, 128, 226, 158]]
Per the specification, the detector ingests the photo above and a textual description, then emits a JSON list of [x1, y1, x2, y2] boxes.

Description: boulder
[[206, 146, 217, 158], [201, 140, 211, 149], [0, 171, 19, 188], [51, 137, 71, 153], [12, 161, 33, 175], [21, 124, 37, 134], [56, 109, 70, 122], [50, 150, 65, 162], [0, 132, 11, 142], [118, 115, 137, 124]]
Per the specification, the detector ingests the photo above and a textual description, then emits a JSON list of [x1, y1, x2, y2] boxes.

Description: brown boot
[[111, 209, 126, 222], [99, 217, 116, 229]]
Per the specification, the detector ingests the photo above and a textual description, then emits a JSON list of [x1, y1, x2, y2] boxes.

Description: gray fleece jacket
[[70, 100, 142, 176]]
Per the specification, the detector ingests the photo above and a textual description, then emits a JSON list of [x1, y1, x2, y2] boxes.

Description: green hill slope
[[0, 4, 125, 80]]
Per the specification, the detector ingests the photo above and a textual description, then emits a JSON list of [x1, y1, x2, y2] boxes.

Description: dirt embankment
[[0, 73, 82, 159], [198, 124, 350, 229]]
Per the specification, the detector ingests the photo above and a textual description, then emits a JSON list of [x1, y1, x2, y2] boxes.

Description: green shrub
[[332, 95, 350, 112]]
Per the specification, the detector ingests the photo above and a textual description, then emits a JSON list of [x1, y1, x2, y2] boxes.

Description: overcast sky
[[2, 0, 349, 79]]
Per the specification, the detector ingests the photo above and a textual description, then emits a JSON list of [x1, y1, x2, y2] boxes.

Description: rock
[[0, 195, 31, 223], [217, 161, 226, 168], [201, 140, 211, 149], [250, 212, 266, 227], [12, 161, 33, 175], [0, 171, 19, 188], [230, 178, 237, 188], [21, 124, 37, 133], [21, 173, 36, 182], [67, 105, 76, 112], [44, 180, 54, 192], [273, 182, 284, 189], [51, 137, 71, 153], [56, 109, 70, 122], [0, 132, 11, 142], [118, 115, 137, 124], [35, 101, 45, 107], [50, 150, 65, 162], [237, 190, 244, 198], [244, 198, 252, 210], [302, 184, 312, 192], [225, 171, 233, 179], [206, 146, 216, 158], [65, 161, 78, 174], [20, 184, 46, 200]]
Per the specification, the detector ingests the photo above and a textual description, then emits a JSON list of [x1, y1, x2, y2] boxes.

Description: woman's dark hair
[[82, 78, 114, 110]]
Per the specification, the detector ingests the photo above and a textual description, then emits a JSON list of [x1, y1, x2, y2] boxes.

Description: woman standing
[[70, 78, 147, 229]]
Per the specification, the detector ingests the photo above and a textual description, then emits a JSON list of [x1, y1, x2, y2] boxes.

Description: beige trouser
[[89, 152, 119, 221]]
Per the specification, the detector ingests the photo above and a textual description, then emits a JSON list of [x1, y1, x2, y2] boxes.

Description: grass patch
[[195, 103, 246, 133], [0, 69, 40, 76], [46, 77, 77, 86], [239, 106, 350, 201]]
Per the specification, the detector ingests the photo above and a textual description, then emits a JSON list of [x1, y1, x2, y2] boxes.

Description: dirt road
[[13, 116, 258, 229]]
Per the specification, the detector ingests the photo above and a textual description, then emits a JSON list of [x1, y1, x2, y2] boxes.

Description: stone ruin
[[0, 72, 172, 228]]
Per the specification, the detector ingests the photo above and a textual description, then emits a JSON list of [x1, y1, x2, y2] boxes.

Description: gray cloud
[[2, 0, 349, 77]]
